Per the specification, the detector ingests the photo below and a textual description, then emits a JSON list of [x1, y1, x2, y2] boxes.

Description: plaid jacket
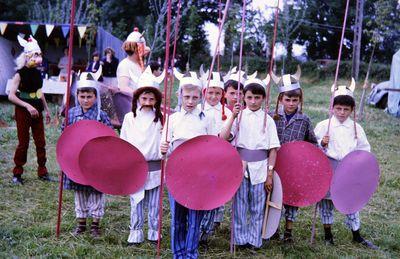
[[272, 111, 318, 145], [62, 104, 113, 192]]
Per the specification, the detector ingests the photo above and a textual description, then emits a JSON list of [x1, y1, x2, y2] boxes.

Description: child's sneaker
[[90, 221, 101, 238], [72, 219, 86, 236], [12, 175, 23, 185], [283, 229, 293, 243]]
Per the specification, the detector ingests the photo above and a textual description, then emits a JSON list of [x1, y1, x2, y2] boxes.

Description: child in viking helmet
[[120, 66, 165, 245], [160, 70, 214, 258], [197, 70, 232, 245], [117, 27, 151, 95], [314, 79, 377, 249], [62, 68, 113, 238], [8, 35, 51, 184], [222, 67, 257, 111], [270, 66, 318, 243], [220, 76, 280, 250]]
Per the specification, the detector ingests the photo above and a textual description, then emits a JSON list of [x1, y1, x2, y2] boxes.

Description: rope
[[56, 0, 77, 238]]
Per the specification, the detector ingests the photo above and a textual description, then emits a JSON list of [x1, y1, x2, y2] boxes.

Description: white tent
[[388, 49, 400, 117]]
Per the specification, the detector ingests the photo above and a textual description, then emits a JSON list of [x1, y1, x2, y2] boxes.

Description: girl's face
[[205, 87, 223, 106]]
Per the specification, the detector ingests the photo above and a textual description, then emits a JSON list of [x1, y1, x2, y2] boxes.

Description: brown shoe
[[90, 221, 101, 238], [72, 218, 86, 236]]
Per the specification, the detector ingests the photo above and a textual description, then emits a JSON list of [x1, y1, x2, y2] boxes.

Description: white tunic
[[162, 107, 213, 153], [226, 108, 281, 185], [116, 57, 142, 90], [197, 102, 232, 136], [120, 110, 163, 204], [314, 116, 370, 161]]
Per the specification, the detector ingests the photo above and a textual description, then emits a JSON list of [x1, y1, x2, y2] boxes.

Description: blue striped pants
[[214, 205, 225, 223], [319, 199, 361, 231], [284, 205, 299, 222], [233, 177, 266, 248], [200, 209, 217, 241], [128, 186, 160, 243], [169, 194, 205, 259]]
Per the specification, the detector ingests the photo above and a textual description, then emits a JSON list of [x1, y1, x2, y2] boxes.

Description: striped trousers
[[128, 186, 160, 243], [74, 190, 105, 219], [319, 199, 361, 231], [233, 177, 266, 248], [284, 205, 299, 222], [200, 209, 217, 241], [169, 194, 205, 259], [214, 205, 225, 223]]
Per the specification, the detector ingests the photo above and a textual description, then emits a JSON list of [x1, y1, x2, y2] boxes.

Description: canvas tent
[[388, 49, 400, 117], [0, 21, 124, 96]]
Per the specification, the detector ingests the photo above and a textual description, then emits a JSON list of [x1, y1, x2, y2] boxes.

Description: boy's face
[[333, 104, 353, 123], [280, 95, 300, 114], [205, 87, 223, 106], [181, 87, 201, 112], [225, 86, 243, 106], [77, 91, 97, 112], [138, 92, 156, 111], [244, 91, 264, 111], [93, 56, 99, 62]]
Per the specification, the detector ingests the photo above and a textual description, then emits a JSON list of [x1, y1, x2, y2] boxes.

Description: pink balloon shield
[[79, 136, 148, 195], [275, 141, 333, 207], [166, 135, 243, 210], [331, 150, 380, 214], [56, 120, 117, 185]]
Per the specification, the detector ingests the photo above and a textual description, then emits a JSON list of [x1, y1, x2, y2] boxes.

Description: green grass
[[0, 78, 399, 258]]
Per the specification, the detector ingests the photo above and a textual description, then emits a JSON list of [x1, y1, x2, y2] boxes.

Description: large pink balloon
[[331, 150, 380, 214], [166, 135, 243, 210], [79, 136, 148, 195], [275, 141, 333, 207], [56, 120, 117, 185]]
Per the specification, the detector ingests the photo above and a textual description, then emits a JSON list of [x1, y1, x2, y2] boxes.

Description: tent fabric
[[388, 49, 400, 117], [96, 27, 125, 62]]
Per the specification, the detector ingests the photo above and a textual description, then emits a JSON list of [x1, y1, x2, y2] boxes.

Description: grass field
[[0, 78, 399, 258]]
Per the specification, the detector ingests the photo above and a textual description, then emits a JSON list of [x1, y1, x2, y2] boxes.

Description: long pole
[[56, 0, 77, 238]]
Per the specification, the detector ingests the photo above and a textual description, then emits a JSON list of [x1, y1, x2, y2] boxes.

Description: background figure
[[101, 47, 119, 87], [58, 47, 73, 82], [149, 60, 162, 77], [86, 52, 101, 73]]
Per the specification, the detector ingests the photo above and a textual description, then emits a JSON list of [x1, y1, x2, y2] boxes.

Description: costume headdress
[[75, 66, 103, 120], [136, 66, 165, 89], [223, 66, 257, 85], [270, 65, 301, 93], [17, 35, 41, 54], [244, 75, 271, 89], [174, 68, 203, 89], [271, 66, 303, 119], [199, 67, 228, 120], [123, 27, 150, 72], [331, 78, 356, 98], [16, 35, 42, 69]]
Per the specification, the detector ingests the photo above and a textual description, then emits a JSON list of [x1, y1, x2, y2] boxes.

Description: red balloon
[[166, 135, 243, 210], [275, 141, 333, 207], [56, 120, 117, 185], [79, 136, 148, 195], [331, 150, 380, 214]]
